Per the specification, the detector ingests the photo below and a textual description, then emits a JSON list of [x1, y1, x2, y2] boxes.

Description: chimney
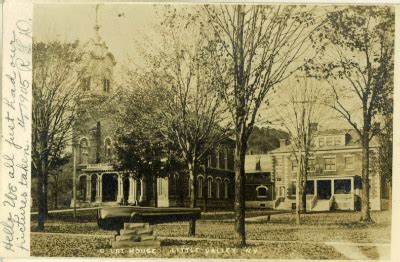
[[279, 139, 287, 148]]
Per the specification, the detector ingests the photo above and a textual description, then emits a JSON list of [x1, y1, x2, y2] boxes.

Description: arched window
[[104, 137, 112, 159], [256, 185, 269, 198], [82, 77, 91, 91], [80, 138, 89, 164], [197, 176, 204, 198], [79, 175, 87, 201], [224, 148, 228, 169], [224, 179, 229, 199], [103, 78, 110, 92], [207, 177, 213, 198], [216, 178, 222, 199], [215, 148, 220, 169]]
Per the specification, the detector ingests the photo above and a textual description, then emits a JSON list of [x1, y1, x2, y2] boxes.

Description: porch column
[[128, 175, 137, 204], [96, 174, 102, 202], [86, 175, 91, 202], [116, 173, 124, 203], [314, 180, 317, 196], [139, 178, 144, 202], [331, 179, 335, 196]]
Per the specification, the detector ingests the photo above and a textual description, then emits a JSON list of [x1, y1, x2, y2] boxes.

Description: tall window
[[207, 177, 213, 198], [82, 77, 91, 91], [290, 181, 296, 196], [224, 179, 229, 199], [216, 148, 220, 169], [104, 137, 112, 159], [344, 155, 354, 170], [79, 176, 87, 200], [216, 178, 222, 199], [197, 176, 204, 198], [291, 160, 298, 172], [324, 156, 336, 171], [80, 138, 89, 164], [103, 79, 110, 92], [224, 148, 228, 170]]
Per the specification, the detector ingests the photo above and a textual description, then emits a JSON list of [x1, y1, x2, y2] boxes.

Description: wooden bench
[[97, 206, 201, 234]]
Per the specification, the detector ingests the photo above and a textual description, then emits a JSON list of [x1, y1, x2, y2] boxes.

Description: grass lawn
[[30, 210, 391, 259]]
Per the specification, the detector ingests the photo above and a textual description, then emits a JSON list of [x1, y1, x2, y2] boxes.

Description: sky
[[34, 3, 163, 71], [33, 3, 360, 131]]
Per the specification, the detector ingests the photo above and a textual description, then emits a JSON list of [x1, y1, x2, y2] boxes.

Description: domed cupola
[[81, 4, 116, 96]]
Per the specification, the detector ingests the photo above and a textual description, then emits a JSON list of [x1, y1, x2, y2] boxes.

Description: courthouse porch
[[72, 163, 144, 207]]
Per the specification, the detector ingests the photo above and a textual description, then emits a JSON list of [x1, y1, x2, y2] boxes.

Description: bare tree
[[48, 154, 72, 209], [204, 5, 317, 246], [126, 7, 231, 235], [306, 6, 394, 222], [32, 41, 83, 230], [271, 78, 325, 224]]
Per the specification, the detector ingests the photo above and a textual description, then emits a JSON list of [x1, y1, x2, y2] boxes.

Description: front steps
[[311, 200, 330, 211], [112, 223, 161, 248]]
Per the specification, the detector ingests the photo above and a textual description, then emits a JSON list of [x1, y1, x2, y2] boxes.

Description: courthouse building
[[71, 14, 235, 209]]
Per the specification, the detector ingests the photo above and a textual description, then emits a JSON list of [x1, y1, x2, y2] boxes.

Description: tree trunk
[[37, 130, 49, 231], [44, 173, 48, 216], [37, 172, 45, 231], [295, 155, 301, 225], [188, 160, 197, 236], [301, 179, 307, 213], [360, 132, 372, 223], [301, 166, 308, 213], [54, 191, 58, 209], [234, 130, 247, 247], [233, 5, 247, 247]]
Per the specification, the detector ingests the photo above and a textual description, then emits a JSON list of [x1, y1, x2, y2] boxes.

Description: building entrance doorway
[[317, 180, 331, 200], [91, 174, 97, 202], [123, 176, 129, 205], [102, 173, 118, 202]]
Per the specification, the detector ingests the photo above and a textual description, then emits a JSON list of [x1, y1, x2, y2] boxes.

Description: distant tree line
[[246, 127, 288, 155]]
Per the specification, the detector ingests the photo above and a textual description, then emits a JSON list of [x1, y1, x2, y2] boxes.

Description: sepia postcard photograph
[[0, 0, 398, 260]]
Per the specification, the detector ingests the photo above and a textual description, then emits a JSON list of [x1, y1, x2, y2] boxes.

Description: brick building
[[157, 139, 235, 209], [72, 13, 235, 209], [245, 128, 389, 211]]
